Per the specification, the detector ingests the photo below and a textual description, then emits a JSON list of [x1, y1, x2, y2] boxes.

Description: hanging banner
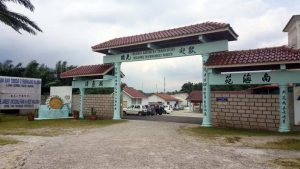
[[0, 76, 41, 109]]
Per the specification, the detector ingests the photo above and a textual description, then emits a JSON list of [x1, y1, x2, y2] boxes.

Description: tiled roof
[[92, 22, 236, 51], [186, 91, 202, 102], [206, 46, 300, 68], [123, 87, 146, 98], [155, 93, 179, 101], [60, 64, 113, 78]]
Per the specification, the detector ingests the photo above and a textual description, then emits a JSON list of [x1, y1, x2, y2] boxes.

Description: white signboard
[[293, 85, 300, 125], [0, 76, 41, 109], [50, 86, 72, 107]]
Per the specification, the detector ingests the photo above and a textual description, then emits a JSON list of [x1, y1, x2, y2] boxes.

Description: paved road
[[124, 110, 202, 124], [21, 120, 279, 169]]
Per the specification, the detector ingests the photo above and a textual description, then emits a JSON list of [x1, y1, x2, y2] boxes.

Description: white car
[[164, 105, 173, 114], [123, 105, 147, 116]]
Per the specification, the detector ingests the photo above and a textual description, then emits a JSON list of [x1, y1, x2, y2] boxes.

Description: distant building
[[171, 93, 189, 107], [122, 87, 147, 107], [186, 91, 202, 112], [148, 93, 180, 107]]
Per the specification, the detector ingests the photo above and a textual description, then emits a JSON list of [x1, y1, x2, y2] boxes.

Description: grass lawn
[[0, 137, 19, 145], [185, 126, 300, 137], [273, 158, 300, 169], [184, 126, 300, 150], [0, 114, 126, 136]]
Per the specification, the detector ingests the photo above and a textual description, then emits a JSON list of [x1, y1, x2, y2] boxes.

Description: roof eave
[[205, 60, 300, 69], [283, 15, 300, 32], [92, 27, 235, 53]]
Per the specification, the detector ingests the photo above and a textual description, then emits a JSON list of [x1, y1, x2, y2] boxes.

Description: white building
[[122, 87, 147, 107], [171, 93, 189, 107], [148, 93, 180, 107]]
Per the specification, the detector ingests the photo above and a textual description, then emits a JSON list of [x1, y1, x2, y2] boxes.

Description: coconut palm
[[0, 0, 42, 34]]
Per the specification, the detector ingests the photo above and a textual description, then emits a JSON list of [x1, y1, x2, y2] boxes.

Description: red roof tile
[[186, 91, 202, 102], [155, 93, 179, 101], [206, 46, 300, 68], [60, 64, 113, 78], [92, 22, 236, 51], [123, 87, 146, 98]]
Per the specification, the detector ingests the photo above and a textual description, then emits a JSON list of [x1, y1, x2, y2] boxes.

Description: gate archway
[[91, 22, 238, 126]]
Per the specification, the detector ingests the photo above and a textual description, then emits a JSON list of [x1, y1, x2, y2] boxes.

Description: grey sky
[[0, 0, 299, 92]]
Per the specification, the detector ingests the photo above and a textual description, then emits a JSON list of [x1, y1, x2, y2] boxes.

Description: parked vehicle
[[123, 105, 147, 116], [145, 105, 156, 116], [164, 105, 173, 114], [173, 106, 184, 111]]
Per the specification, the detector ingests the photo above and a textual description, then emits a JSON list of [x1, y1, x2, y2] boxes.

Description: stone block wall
[[71, 94, 114, 119], [211, 93, 284, 131]]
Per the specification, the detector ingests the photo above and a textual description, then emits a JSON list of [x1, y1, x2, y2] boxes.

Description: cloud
[[1, 0, 299, 92]]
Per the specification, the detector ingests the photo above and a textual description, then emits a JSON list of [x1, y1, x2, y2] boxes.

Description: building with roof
[[171, 93, 189, 107], [148, 93, 180, 107], [60, 64, 124, 78], [122, 87, 147, 107], [186, 91, 202, 112]]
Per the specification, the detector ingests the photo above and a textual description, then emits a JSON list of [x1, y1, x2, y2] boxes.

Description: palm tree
[[0, 0, 42, 35]]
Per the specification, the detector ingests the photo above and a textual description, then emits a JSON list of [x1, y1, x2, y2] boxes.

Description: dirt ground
[[1, 119, 299, 169]]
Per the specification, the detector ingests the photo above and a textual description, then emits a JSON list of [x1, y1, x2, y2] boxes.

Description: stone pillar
[[279, 84, 290, 132], [202, 54, 212, 127], [79, 88, 85, 119], [113, 62, 121, 120]]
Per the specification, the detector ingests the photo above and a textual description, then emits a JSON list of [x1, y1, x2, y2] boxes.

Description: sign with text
[[0, 76, 41, 93], [72, 79, 113, 89], [103, 40, 228, 63], [210, 70, 300, 85], [0, 76, 41, 109]]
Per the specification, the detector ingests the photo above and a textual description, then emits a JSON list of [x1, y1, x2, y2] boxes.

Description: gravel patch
[[14, 120, 294, 169]]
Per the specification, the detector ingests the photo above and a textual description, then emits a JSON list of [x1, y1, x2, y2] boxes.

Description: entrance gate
[[92, 22, 238, 125]]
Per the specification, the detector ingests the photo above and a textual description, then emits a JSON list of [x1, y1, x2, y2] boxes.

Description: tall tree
[[0, 0, 42, 34], [180, 82, 194, 93]]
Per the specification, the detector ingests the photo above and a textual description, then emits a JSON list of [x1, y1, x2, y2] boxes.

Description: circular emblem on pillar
[[46, 95, 64, 109]]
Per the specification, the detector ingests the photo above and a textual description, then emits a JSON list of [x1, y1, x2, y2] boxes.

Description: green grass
[[184, 126, 300, 150], [259, 139, 300, 150], [273, 158, 300, 169], [185, 126, 300, 137], [0, 137, 19, 145], [0, 114, 126, 136]]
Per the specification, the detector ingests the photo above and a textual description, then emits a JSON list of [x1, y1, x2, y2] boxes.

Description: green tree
[[180, 82, 194, 93], [54, 60, 77, 86], [0, 60, 23, 76], [0, 0, 42, 34]]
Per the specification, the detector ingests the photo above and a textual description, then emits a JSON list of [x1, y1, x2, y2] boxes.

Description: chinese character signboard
[[103, 40, 228, 63], [0, 76, 41, 109]]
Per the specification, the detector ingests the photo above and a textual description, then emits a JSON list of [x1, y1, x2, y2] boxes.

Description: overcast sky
[[0, 0, 299, 92]]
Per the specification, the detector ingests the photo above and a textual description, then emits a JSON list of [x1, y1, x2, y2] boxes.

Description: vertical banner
[[113, 62, 121, 119]]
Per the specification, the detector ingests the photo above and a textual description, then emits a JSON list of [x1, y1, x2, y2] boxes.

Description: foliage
[[0, 60, 77, 93], [180, 82, 202, 93], [0, 0, 42, 34]]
